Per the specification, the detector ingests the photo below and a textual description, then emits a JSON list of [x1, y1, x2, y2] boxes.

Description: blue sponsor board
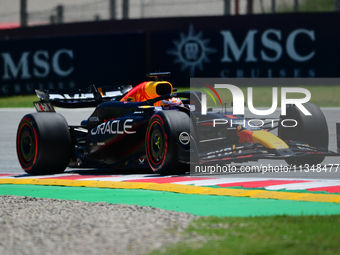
[[0, 33, 146, 96], [0, 13, 339, 96], [150, 13, 340, 83]]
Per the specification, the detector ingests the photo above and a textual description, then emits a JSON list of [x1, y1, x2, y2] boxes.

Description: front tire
[[145, 111, 190, 175], [16, 112, 72, 175], [278, 103, 328, 165]]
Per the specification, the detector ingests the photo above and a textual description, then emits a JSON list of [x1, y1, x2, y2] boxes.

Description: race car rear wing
[[34, 84, 133, 109]]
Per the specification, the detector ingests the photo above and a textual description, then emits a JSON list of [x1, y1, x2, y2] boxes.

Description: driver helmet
[[161, 97, 183, 110]]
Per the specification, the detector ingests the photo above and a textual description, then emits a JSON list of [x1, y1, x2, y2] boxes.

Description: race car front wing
[[198, 141, 340, 164]]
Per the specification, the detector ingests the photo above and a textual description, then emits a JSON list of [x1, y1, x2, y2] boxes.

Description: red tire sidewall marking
[[17, 119, 38, 171], [152, 114, 164, 125], [146, 116, 168, 171]]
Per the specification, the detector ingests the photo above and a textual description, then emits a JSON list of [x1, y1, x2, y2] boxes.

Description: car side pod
[[337, 123, 340, 152]]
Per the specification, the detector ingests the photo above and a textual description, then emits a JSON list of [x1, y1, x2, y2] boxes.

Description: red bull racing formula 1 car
[[16, 72, 340, 175]]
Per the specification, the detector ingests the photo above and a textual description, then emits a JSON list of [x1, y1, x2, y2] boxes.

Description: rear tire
[[16, 112, 72, 175], [278, 103, 328, 165], [145, 111, 190, 175]]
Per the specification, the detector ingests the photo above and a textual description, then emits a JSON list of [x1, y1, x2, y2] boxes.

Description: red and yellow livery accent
[[237, 126, 288, 149], [120, 81, 173, 106]]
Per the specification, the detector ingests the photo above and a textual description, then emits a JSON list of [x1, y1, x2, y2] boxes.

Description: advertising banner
[[1, 13, 340, 96], [150, 13, 340, 85], [0, 33, 146, 96]]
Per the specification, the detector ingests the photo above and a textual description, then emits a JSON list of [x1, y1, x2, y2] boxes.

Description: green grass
[[1, 86, 340, 108], [278, 0, 334, 13], [150, 215, 340, 255], [0, 95, 37, 108]]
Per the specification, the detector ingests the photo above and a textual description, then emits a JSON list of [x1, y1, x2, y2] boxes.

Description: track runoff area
[[1, 105, 340, 217]]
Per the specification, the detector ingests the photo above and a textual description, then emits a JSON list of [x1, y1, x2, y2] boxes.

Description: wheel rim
[[149, 123, 165, 164], [19, 124, 36, 165]]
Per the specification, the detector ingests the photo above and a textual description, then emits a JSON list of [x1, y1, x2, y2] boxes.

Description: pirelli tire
[[278, 103, 328, 166], [16, 112, 73, 175], [145, 111, 190, 175]]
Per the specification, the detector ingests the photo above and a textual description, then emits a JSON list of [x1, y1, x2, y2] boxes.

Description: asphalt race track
[[1, 107, 340, 180]]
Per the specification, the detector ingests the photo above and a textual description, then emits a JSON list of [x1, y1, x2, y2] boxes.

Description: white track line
[[79, 174, 161, 181], [172, 178, 268, 186], [265, 181, 340, 190]]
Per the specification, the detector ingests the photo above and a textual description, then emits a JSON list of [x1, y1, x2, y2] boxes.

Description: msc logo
[[167, 25, 216, 76], [184, 42, 200, 61], [220, 29, 315, 63], [168, 25, 316, 78], [1, 49, 74, 80]]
